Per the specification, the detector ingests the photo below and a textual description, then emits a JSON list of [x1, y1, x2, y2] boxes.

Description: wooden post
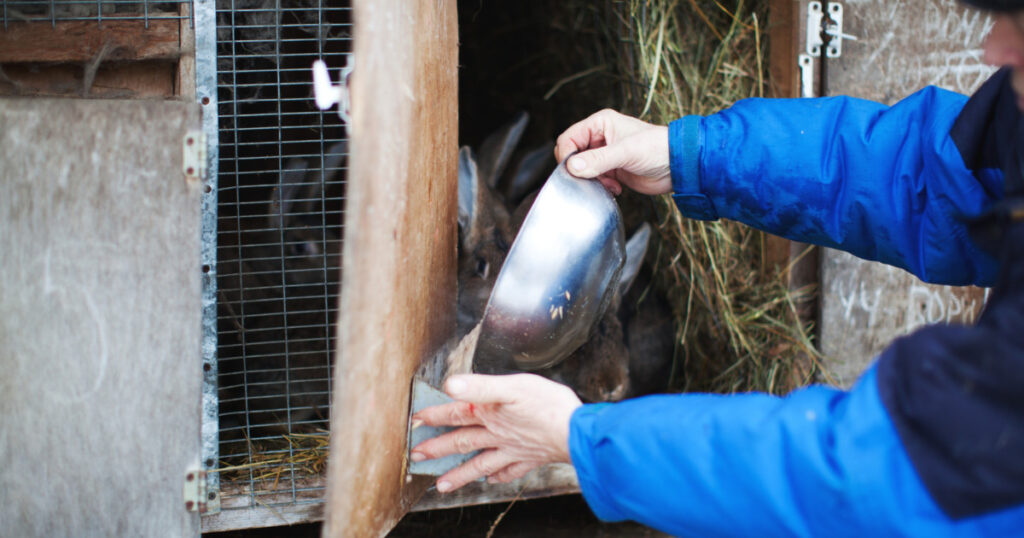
[[322, 0, 459, 536]]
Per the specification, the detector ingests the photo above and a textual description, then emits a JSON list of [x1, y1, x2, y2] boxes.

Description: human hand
[[410, 373, 583, 493], [555, 109, 671, 196]]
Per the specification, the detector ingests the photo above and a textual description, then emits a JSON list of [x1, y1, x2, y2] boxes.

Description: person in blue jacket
[[411, 2, 1024, 535]]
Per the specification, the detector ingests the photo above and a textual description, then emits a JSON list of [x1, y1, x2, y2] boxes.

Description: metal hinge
[[183, 130, 207, 184], [183, 467, 218, 514], [806, 2, 856, 58], [799, 2, 858, 98], [798, 54, 816, 98]]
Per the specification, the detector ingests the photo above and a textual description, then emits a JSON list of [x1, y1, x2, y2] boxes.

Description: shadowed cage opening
[[213, 0, 350, 512]]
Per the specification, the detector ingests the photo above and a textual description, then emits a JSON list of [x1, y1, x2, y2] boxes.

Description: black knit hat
[[961, 0, 1024, 11]]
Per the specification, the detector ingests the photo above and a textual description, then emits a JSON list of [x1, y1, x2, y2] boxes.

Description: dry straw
[[219, 430, 330, 487], [595, 0, 823, 394]]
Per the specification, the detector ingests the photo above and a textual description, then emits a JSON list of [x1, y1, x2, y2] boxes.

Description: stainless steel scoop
[[475, 157, 626, 371]]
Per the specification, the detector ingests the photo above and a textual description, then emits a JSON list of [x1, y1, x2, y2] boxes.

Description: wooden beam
[[322, 0, 459, 536], [761, 0, 802, 275], [0, 62, 175, 98], [767, 0, 801, 100], [0, 18, 180, 64], [176, 3, 195, 97]]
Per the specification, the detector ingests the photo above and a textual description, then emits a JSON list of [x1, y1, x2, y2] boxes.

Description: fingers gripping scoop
[[407, 379, 480, 477]]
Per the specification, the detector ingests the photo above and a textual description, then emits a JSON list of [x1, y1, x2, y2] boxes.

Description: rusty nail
[[185, 501, 194, 510], [187, 473, 194, 481]]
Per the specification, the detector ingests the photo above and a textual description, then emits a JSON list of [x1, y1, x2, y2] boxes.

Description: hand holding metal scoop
[[474, 156, 627, 371]]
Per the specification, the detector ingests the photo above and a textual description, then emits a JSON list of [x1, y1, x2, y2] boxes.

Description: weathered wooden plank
[[768, 0, 801, 100], [411, 464, 579, 513], [0, 99, 202, 536], [820, 0, 995, 386], [204, 463, 578, 531], [177, 2, 196, 97], [321, 0, 459, 536], [0, 62, 176, 97], [204, 503, 326, 532], [0, 18, 181, 63], [204, 477, 328, 532]]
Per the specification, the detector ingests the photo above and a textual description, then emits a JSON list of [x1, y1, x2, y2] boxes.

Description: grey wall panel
[[0, 99, 202, 537]]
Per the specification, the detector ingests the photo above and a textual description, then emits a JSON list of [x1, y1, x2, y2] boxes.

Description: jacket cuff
[[568, 404, 627, 522], [669, 116, 718, 220]]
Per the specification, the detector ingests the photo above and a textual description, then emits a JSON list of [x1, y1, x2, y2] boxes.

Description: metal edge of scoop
[[475, 157, 626, 371]]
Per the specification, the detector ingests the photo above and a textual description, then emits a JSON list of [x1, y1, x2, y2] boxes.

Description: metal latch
[[806, 2, 856, 58], [183, 130, 207, 184], [798, 54, 816, 98], [312, 54, 355, 130]]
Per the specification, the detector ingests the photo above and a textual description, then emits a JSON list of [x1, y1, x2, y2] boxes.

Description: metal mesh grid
[[214, 0, 350, 511], [1, 0, 192, 27]]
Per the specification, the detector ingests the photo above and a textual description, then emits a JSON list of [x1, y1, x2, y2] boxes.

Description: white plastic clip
[[312, 55, 354, 129]]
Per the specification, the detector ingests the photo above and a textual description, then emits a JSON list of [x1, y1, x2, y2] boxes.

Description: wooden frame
[[321, 1, 460, 535]]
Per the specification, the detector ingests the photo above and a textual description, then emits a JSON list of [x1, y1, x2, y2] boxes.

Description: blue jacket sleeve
[[669, 87, 1000, 286], [568, 366, 1024, 537]]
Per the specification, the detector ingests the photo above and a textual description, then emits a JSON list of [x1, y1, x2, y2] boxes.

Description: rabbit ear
[[476, 111, 528, 190], [269, 158, 309, 230], [275, 140, 349, 229], [457, 145, 479, 237], [318, 140, 348, 183], [502, 142, 554, 205], [618, 222, 652, 298]]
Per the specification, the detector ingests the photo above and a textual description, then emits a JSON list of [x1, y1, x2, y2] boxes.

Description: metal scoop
[[475, 158, 626, 371]]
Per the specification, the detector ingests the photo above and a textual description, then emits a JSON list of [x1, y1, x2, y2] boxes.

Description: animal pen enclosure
[[209, 0, 350, 520], [1, 0, 998, 536]]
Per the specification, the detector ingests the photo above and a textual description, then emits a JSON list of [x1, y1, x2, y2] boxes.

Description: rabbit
[[458, 114, 670, 402], [217, 141, 346, 439]]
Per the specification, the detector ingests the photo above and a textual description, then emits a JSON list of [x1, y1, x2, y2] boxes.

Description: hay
[[590, 0, 823, 394], [219, 430, 330, 488]]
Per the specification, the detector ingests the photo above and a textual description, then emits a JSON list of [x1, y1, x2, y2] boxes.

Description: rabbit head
[[217, 141, 347, 438], [457, 145, 515, 336], [269, 141, 346, 290]]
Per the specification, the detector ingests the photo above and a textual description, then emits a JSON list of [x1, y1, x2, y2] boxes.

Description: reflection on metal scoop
[[476, 157, 626, 371]]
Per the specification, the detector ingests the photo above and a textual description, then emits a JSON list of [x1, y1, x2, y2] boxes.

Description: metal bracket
[[183, 130, 206, 184], [806, 2, 856, 58], [183, 468, 211, 514], [798, 54, 816, 98], [312, 54, 354, 131]]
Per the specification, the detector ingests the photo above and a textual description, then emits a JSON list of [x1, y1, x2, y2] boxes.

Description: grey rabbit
[[458, 114, 674, 402], [218, 141, 346, 438]]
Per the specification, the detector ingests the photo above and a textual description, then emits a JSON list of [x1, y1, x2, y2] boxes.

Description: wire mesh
[[0, 0, 192, 28], [214, 0, 350, 512]]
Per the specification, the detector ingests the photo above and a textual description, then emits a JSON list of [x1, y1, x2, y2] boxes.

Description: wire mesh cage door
[[199, 0, 352, 528]]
